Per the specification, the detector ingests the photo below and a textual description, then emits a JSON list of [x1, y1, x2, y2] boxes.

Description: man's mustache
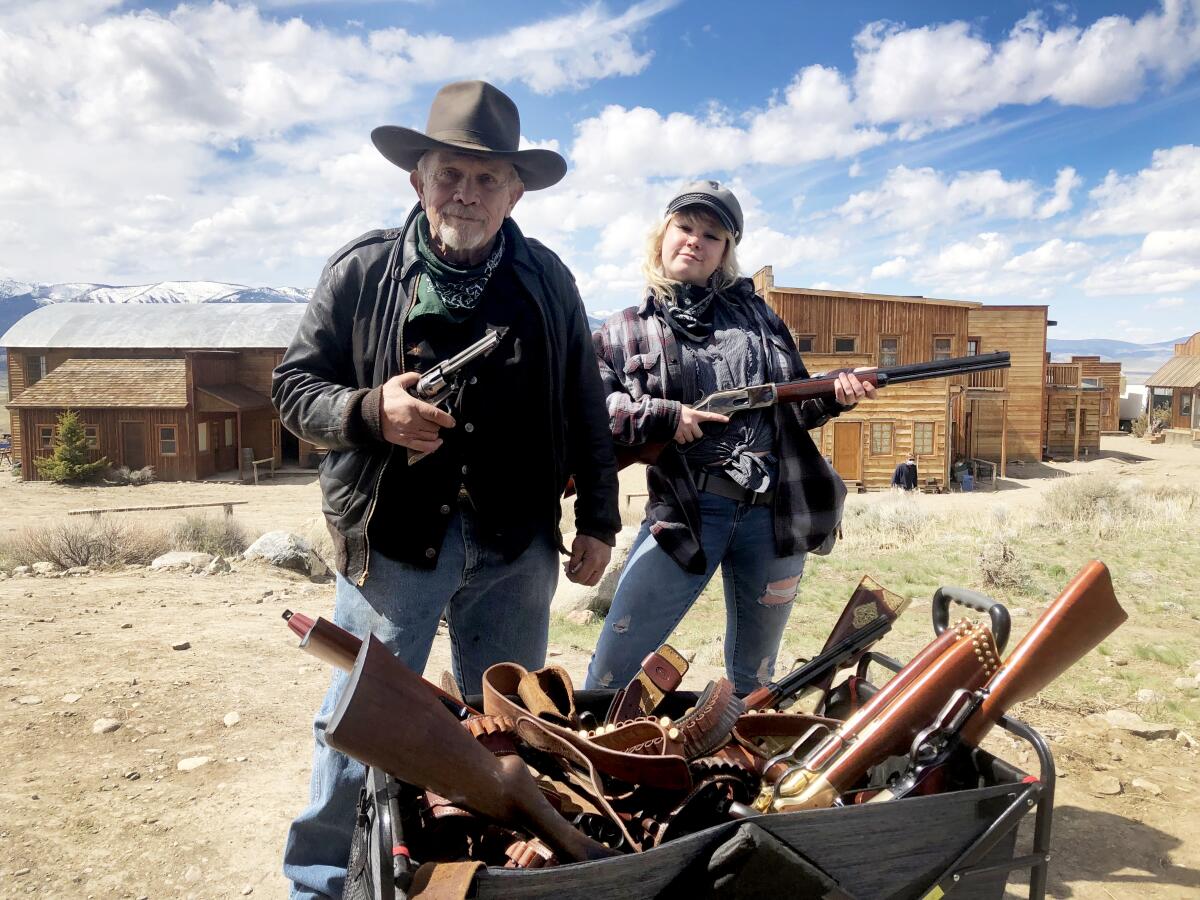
[[440, 205, 485, 222]]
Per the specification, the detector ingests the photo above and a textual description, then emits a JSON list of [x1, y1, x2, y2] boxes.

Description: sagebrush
[[171, 513, 248, 557], [0, 518, 170, 569], [106, 465, 156, 486]]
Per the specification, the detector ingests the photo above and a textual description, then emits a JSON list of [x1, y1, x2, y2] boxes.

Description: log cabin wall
[[7, 353, 25, 457], [966, 306, 1047, 463], [1071, 356, 1122, 432], [20, 407, 194, 480]]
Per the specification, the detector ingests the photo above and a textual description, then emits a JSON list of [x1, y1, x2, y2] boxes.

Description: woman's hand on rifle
[[673, 405, 730, 443], [833, 368, 878, 407]]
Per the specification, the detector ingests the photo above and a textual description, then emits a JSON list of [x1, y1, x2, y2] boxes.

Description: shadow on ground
[[1039, 805, 1200, 897]]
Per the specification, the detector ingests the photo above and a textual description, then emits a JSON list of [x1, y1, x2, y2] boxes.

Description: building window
[[38, 426, 54, 449], [933, 337, 953, 360], [159, 426, 178, 456], [834, 336, 857, 353], [83, 425, 99, 450], [967, 337, 980, 356], [225, 418, 235, 447], [27, 355, 47, 386], [793, 334, 814, 352], [870, 422, 893, 456], [198, 424, 209, 452], [1151, 389, 1172, 411], [1182, 392, 1193, 418], [914, 422, 935, 456], [880, 337, 898, 367]]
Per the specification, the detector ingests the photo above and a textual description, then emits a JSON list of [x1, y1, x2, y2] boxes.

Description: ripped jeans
[[585, 490, 805, 695]]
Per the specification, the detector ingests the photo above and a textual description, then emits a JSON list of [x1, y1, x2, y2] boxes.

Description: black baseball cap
[[665, 180, 744, 244]]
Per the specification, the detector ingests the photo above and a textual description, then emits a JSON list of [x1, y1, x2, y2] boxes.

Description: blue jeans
[[283, 505, 559, 900], [586, 491, 805, 695]]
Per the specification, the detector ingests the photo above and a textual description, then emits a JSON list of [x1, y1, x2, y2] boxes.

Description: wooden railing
[[960, 368, 1007, 390], [1046, 363, 1081, 387]]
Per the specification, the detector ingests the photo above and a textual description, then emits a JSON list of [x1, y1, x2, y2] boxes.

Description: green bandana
[[410, 212, 506, 323]]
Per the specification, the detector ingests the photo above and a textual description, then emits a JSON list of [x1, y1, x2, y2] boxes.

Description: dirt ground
[[1, 436, 1198, 898]]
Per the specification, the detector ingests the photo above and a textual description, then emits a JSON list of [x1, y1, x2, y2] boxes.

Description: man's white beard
[[433, 206, 493, 252]]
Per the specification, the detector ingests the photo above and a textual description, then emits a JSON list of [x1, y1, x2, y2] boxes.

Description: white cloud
[[1141, 228, 1200, 261], [852, 3, 1200, 133], [0, 1, 674, 283], [1003, 239, 1094, 274], [871, 256, 909, 279], [1081, 146, 1200, 235], [1148, 296, 1187, 308], [1036, 167, 1082, 219], [1082, 232, 1200, 296], [838, 165, 1039, 230]]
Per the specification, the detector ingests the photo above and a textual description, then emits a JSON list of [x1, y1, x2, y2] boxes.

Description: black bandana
[[415, 212, 506, 317], [659, 276, 720, 342]]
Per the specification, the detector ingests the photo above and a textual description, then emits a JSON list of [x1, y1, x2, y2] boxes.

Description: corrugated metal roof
[[0, 303, 305, 349], [1145, 355, 1200, 388], [8, 358, 188, 408]]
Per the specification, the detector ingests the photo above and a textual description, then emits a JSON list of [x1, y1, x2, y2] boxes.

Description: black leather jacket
[[272, 205, 620, 584]]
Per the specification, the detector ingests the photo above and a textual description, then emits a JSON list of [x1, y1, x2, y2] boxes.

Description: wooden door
[[120, 422, 147, 469], [831, 421, 862, 482]]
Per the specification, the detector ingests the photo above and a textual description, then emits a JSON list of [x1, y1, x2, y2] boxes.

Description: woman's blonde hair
[[642, 208, 740, 303]]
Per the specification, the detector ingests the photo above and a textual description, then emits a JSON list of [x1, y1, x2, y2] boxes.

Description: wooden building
[[751, 267, 1055, 490], [2, 304, 310, 481], [1145, 331, 1200, 438], [1043, 361, 1103, 459], [1070, 356, 1122, 433]]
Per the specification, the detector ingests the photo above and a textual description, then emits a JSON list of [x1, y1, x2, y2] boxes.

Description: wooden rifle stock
[[961, 560, 1125, 746], [755, 620, 999, 813], [326, 635, 618, 862], [282, 609, 479, 717]]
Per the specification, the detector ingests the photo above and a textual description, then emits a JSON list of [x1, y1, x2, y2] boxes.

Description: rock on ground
[[151, 551, 214, 572], [243, 531, 328, 578]]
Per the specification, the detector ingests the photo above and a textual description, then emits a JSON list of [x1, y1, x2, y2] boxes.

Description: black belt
[[694, 468, 774, 506]]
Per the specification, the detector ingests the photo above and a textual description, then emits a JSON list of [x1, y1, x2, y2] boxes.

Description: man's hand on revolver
[[380, 372, 457, 452]]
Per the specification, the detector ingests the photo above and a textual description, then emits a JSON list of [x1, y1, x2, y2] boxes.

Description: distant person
[[892, 454, 918, 491], [585, 180, 875, 696], [272, 80, 620, 900]]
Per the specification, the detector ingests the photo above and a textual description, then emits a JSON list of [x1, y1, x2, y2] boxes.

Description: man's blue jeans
[[283, 505, 559, 900], [586, 491, 805, 695]]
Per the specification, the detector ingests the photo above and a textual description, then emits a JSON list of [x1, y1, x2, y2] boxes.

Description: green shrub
[[2, 518, 169, 569], [33, 411, 108, 483], [171, 513, 248, 557]]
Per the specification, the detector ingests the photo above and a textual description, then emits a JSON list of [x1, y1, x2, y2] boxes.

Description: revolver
[[407, 326, 507, 465]]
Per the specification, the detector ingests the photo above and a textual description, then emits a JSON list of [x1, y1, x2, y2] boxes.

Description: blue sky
[[2, 1, 1198, 341]]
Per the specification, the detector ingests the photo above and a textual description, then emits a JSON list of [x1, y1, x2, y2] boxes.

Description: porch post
[[999, 398, 1008, 478], [1073, 391, 1082, 461]]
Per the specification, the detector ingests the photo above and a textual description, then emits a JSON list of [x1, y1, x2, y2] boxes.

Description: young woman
[[585, 181, 874, 694]]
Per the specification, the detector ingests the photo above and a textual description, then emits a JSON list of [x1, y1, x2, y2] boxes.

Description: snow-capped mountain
[[0, 278, 313, 342]]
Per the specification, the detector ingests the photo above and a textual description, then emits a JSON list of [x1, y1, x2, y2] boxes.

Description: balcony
[[1046, 363, 1081, 387]]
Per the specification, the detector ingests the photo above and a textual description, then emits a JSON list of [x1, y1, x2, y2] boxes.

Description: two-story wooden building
[[1145, 331, 1200, 441], [1069, 356, 1123, 433], [2, 304, 310, 480], [752, 267, 1055, 490]]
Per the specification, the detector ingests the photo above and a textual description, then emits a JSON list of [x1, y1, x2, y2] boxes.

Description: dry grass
[[171, 513, 248, 558], [840, 494, 935, 549], [1039, 475, 1199, 538], [0, 518, 170, 570]]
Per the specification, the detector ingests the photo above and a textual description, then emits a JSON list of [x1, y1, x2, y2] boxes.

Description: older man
[[273, 80, 619, 899]]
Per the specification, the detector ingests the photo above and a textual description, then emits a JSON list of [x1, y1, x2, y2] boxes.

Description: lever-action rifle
[[872, 559, 1126, 803], [612, 351, 1009, 473], [744, 575, 911, 711]]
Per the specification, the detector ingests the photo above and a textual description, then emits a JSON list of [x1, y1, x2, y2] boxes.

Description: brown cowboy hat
[[372, 80, 567, 191]]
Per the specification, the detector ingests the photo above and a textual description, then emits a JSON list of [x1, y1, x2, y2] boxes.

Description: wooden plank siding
[[7, 353, 25, 458], [19, 407, 196, 480], [1071, 356, 1122, 432], [966, 306, 1047, 463], [1174, 333, 1200, 356], [1044, 390, 1102, 458]]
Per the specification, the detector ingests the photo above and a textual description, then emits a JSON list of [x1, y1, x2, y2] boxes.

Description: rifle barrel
[[876, 351, 1010, 386]]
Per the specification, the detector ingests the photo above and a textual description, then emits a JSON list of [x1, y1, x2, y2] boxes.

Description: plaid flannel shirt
[[593, 279, 848, 573]]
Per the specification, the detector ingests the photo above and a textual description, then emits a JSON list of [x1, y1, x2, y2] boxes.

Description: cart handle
[[932, 586, 1010, 653]]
